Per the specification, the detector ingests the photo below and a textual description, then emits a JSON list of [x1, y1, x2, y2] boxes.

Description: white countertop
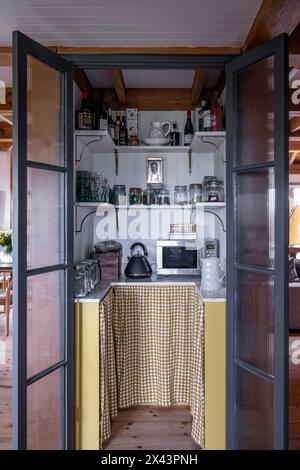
[[75, 274, 226, 304]]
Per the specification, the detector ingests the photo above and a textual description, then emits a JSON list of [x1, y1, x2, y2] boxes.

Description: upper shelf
[[74, 130, 226, 156]]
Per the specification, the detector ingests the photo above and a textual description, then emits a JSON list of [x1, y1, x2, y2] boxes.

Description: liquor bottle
[[210, 91, 222, 131], [92, 96, 100, 130], [203, 100, 211, 132], [198, 101, 206, 132], [99, 104, 108, 131], [119, 115, 128, 146], [114, 112, 121, 145], [107, 109, 115, 141], [184, 110, 194, 146], [76, 90, 93, 130], [170, 122, 180, 146]]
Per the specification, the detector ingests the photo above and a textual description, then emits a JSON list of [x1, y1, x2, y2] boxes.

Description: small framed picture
[[146, 157, 164, 184]]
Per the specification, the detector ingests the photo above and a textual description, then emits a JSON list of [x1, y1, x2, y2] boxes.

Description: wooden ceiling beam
[[109, 70, 126, 104], [103, 88, 194, 111], [0, 87, 12, 111], [56, 46, 241, 56], [289, 151, 298, 165], [73, 68, 93, 96], [191, 71, 206, 106], [243, 0, 300, 52], [290, 116, 300, 134], [0, 121, 12, 140]]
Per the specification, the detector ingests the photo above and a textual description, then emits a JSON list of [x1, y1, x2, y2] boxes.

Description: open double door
[[12, 31, 289, 449]]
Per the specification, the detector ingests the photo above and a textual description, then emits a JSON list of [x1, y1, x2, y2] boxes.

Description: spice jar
[[143, 188, 155, 205], [157, 188, 170, 205], [189, 184, 202, 204], [113, 185, 127, 205], [129, 187, 142, 205], [174, 185, 188, 205]]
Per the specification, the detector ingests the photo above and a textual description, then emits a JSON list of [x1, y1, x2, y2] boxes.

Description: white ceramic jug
[[149, 120, 171, 139], [201, 258, 225, 291]]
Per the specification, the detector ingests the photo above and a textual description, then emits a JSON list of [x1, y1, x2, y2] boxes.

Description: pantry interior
[[72, 66, 227, 451]]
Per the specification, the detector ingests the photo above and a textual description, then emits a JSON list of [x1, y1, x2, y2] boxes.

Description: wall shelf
[[75, 202, 226, 209], [74, 130, 226, 155], [74, 130, 226, 176]]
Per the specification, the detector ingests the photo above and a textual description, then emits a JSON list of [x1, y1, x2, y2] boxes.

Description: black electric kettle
[[124, 242, 152, 279]]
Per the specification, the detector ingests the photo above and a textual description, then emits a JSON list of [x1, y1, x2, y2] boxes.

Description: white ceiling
[[85, 69, 220, 89], [0, 0, 262, 47]]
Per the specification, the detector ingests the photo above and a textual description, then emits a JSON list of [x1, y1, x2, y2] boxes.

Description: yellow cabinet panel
[[204, 301, 226, 450], [75, 303, 100, 450]]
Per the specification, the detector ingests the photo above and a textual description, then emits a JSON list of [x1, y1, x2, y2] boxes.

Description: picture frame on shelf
[[146, 157, 164, 185]]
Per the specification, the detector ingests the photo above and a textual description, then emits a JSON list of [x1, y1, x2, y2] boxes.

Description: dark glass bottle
[[108, 109, 115, 140], [170, 122, 180, 146], [119, 116, 128, 145], [76, 90, 93, 130], [184, 110, 194, 146], [99, 103, 108, 131], [114, 112, 121, 145]]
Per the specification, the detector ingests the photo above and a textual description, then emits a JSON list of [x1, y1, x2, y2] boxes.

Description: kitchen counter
[[75, 274, 226, 304]]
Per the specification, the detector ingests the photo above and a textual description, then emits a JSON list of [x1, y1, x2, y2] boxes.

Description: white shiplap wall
[[74, 110, 226, 270]]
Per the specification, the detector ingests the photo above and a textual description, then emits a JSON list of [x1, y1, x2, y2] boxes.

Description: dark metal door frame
[[226, 34, 289, 449], [12, 31, 74, 449]]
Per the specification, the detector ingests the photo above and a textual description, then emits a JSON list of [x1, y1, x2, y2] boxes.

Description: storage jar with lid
[[189, 184, 202, 204], [129, 187, 142, 205], [202, 177, 224, 202], [113, 185, 127, 205], [143, 188, 155, 205], [157, 188, 170, 205], [174, 185, 188, 205]]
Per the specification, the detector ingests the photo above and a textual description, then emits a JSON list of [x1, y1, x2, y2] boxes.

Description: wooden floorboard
[[103, 406, 200, 451], [0, 312, 12, 450]]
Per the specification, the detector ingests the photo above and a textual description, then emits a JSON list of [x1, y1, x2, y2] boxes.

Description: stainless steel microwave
[[156, 240, 201, 276]]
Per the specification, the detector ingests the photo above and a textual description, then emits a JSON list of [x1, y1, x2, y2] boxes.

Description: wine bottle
[[114, 112, 121, 145], [184, 110, 194, 146], [99, 104, 108, 131], [198, 101, 206, 132], [119, 115, 128, 146], [210, 91, 222, 131], [203, 100, 211, 132], [108, 109, 115, 140], [76, 90, 93, 130]]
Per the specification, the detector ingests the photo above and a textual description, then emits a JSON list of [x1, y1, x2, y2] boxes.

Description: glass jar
[[76, 170, 92, 202], [189, 183, 202, 204], [174, 185, 188, 205], [129, 187, 142, 205], [113, 185, 127, 205], [157, 188, 170, 205], [78, 260, 95, 292], [74, 265, 88, 298], [202, 176, 224, 202], [143, 188, 155, 205]]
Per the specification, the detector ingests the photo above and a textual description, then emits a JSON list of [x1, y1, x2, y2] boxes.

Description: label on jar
[[77, 111, 93, 130]]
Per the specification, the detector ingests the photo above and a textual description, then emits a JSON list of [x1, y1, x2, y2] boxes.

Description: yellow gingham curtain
[[99, 285, 205, 449]]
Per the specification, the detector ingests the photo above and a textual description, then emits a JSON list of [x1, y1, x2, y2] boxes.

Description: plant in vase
[[0, 230, 12, 263]]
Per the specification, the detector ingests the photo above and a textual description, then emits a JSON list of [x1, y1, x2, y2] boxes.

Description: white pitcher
[[201, 258, 225, 291], [149, 121, 172, 139]]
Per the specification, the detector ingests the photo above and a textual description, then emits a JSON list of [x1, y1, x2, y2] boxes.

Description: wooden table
[[0, 263, 12, 274]]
